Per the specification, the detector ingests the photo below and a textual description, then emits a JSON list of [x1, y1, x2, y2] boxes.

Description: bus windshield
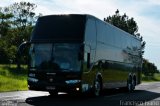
[[29, 43, 81, 72]]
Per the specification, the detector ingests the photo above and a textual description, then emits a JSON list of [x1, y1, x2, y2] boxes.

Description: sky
[[1, 0, 160, 69]]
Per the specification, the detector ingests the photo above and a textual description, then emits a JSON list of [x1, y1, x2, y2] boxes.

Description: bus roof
[[30, 14, 141, 43], [31, 14, 86, 43]]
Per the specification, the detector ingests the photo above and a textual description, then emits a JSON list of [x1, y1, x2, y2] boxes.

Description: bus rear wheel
[[127, 77, 135, 92]]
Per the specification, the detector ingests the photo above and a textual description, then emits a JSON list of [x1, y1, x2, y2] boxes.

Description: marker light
[[76, 87, 80, 91]]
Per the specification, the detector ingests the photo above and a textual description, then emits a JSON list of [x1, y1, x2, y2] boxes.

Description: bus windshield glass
[[29, 43, 81, 72]]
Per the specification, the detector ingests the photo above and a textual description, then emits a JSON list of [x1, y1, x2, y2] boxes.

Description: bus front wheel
[[93, 78, 102, 97]]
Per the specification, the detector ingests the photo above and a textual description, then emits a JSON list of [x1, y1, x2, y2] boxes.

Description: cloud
[[148, 0, 160, 5], [0, 0, 13, 7], [33, 0, 118, 18]]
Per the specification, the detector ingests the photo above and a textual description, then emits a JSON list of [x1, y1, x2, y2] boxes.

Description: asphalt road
[[1, 82, 160, 106]]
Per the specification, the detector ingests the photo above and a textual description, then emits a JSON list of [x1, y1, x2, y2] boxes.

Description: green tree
[[0, 7, 13, 63], [0, 7, 13, 37], [104, 9, 145, 56], [142, 59, 159, 76], [0, 38, 8, 63], [0, 1, 41, 64], [9, 1, 38, 45]]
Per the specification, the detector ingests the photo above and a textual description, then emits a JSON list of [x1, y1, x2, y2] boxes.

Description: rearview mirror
[[17, 41, 30, 56], [17, 41, 30, 70]]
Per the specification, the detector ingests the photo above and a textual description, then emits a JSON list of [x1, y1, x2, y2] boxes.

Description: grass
[[0, 64, 28, 92], [142, 73, 160, 82]]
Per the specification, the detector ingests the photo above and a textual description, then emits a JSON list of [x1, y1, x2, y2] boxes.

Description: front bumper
[[28, 80, 82, 93]]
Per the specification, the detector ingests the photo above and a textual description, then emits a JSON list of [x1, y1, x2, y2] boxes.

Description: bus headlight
[[28, 77, 38, 83], [65, 80, 81, 84]]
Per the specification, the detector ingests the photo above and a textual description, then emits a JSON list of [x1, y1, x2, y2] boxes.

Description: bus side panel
[[95, 20, 128, 89], [81, 17, 97, 92], [95, 19, 142, 89], [81, 15, 142, 92]]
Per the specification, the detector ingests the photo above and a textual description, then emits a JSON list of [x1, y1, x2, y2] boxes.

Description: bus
[[18, 14, 142, 96]]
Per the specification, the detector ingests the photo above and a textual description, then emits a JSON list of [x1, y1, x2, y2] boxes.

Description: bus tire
[[127, 76, 133, 92], [122, 76, 135, 92], [93, 78, 102, 97], [132, 76, 136, 90]]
